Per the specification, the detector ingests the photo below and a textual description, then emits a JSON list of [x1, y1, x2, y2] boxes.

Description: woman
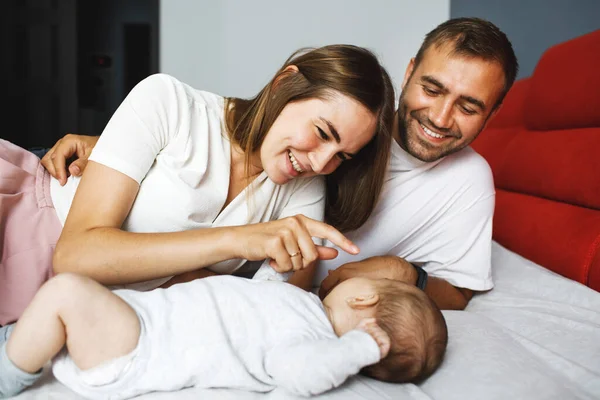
[[0, 45, 395, 329]]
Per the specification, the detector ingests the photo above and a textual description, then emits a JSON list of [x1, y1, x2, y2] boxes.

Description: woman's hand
[[41, 134, 99, 185], [235, 215, 359, 274]]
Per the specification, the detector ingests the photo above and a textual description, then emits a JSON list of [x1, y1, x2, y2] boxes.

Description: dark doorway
[[1, 0, 159, 149], [124, 24, 152, 96], [1, 0, 77, 149]]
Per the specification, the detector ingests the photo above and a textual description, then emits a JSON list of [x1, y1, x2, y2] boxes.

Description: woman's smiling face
[[257, 92, 377, 185]]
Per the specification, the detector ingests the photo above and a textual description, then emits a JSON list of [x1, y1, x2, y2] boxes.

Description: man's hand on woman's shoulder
[[41, 133, 99, 185]]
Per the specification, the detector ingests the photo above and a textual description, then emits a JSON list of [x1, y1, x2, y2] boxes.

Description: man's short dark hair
[[414, 17, 519, 109]]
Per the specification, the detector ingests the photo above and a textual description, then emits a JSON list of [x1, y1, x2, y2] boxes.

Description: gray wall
[[451, 0, 600, 79], [161, 0, 450, 98]]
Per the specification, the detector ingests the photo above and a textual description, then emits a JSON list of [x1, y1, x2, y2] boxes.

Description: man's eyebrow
[[421, 75, 446, 91], [460, 95, 486, 112], [319, 117, 356, 158], [421, 75, 487, 111]]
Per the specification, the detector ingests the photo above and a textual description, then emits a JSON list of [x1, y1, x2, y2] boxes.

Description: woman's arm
[[53, 161, 244, 284], [51, 75, 240, 284], [55, 162, 357, 285]]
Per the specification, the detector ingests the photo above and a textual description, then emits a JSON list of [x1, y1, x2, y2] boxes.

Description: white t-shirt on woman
[[50, 74, 325, 290]]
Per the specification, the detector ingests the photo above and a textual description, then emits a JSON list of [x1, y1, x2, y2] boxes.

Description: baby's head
[[322, 277, 447, 383]]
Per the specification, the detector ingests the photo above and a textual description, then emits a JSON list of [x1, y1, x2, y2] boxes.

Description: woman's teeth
[[420, 123, 445, 139], [288, 150, 304, 173]]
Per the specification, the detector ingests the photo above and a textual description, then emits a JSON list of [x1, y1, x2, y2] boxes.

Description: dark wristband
[[411, 263, 428, 290]]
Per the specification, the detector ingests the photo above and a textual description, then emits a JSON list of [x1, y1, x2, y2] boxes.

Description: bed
[[12, 30, 600, 400]]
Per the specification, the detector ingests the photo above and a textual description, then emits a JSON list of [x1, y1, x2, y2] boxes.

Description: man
[[40, 18, 518, 311], [318, 17, 518, 310]]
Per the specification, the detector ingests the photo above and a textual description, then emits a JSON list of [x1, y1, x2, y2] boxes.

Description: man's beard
[[396, 93, 474, 163]]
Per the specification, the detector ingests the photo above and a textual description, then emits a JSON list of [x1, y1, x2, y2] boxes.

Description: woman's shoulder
[[129, 73, 225, 114]]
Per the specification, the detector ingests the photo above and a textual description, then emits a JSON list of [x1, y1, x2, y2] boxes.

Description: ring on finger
[[288, 251, 301, 258]]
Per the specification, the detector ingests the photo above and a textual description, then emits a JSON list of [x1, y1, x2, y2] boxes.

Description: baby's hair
[[361, 280, 448, 383]]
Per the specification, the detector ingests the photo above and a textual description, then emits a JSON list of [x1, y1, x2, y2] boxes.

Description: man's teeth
[[288, 151, 304, 173], [420, 123, 445, 139]]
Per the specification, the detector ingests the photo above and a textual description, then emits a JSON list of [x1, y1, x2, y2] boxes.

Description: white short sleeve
[[419, 193, 495, 291], [89, 74, 185, 183]]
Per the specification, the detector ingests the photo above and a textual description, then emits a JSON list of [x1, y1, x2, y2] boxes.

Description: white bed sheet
[[11, 242, 600, 400]]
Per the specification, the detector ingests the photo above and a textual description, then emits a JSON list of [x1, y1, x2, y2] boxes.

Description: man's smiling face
[[396, 42, 505, 162]]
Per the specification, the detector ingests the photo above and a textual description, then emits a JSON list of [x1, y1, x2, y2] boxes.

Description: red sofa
[[472, 29, 600, 291]]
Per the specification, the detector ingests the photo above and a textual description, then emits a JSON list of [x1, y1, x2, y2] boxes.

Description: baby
[[0, 273, 447, 399]]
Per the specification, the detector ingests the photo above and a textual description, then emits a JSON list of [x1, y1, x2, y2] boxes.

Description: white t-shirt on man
[[317, 140, 495, 291], [50, 74, 325, 290]]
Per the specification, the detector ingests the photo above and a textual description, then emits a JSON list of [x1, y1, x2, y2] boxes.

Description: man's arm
[[424, 276, 473, 310], [41, 134, 99, 185], [378, 256, 475, 310], [319, 255, 474, 310]]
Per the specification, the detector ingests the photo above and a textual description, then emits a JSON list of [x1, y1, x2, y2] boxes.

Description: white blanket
[[13, 242, 600, 399]]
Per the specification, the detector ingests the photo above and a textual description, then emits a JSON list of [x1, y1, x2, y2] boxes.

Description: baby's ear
[[346, 293, 380, 309]]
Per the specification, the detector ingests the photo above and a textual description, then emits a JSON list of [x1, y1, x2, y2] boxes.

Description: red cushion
[[589, 247, 600, 290], [494, 190, 600, 290], [494, 127, 600, 210], [470, 127, 517, 183], [472, 30, 600, 292], [525, 29, 600, 130], [486, 78, 530, 129]]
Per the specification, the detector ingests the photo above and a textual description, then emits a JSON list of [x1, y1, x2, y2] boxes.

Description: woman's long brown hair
[[225, 45, 394, 232]]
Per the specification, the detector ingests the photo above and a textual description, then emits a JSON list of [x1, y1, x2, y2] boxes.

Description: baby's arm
[[264, 327, 383, 397], [253, 262, 292, 282]]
